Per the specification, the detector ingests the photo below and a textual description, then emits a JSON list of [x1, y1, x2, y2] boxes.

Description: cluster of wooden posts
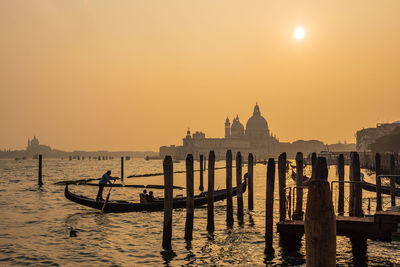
[[162, 150, 251, 250]]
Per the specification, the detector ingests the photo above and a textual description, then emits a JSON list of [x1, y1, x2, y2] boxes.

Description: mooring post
[[226, 150, 234, 227], [236, 152, 244, 222], [278, 153, 286, 222], [207, 151, 215, 233], [185, 154, 194, 242], [349, 152, 354, 216], [376, 153, 382, 211], [265, 158, 275, 255], [199, 154, 204, 191], [390, 154, 396, 207], [293, 152, 304, 220], [305, 157, 336, 267], [337, 154, 345, 215], [311, 152, 317, 179], [38, 154, 43, 187], [162, 156, 173, 250], [121, 157, 124, 182], [255, 155, 257, 166], [248, 153, 254, 210], [204, 156, 207, 171], [351, 152, 362, 217]]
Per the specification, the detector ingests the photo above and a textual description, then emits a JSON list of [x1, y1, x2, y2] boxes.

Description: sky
[[0, 0, 399, 151]]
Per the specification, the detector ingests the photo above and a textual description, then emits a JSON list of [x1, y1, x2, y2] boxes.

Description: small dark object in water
[[69, 227, 77, 237]]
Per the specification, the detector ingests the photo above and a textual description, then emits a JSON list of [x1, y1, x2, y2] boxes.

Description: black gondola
[[65, 178, 246, 212], [361, 179, 400, 196]]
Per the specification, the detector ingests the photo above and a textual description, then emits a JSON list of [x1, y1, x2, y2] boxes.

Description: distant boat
[[64, 178, 246, 213], [291, 170, 310, 184]]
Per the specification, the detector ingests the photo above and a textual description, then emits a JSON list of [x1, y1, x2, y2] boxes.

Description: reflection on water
[[0, 158, 399, 266]]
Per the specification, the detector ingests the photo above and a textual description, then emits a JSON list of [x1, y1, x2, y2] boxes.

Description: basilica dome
[[231, 115, 245, 138], [246, 103, 269, 134]]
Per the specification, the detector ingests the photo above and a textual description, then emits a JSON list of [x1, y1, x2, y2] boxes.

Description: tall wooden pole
[[351, 152, 362, 217], [311, 152, 317, 179], [349, 152, 354, 216], [38, 154, 43, 187], [390, 154, 396, 207], [278, 153, 287, 222], [248, 153, 254, 210], [375, 153, 382, 211], [226, 150, 234, 227], [265, 158, 275, 255], [121, 157, 124, 182], [185, 154, 194, 242], [207, 151, 215, 233], [337, 154, 345, 215], [294, 152, 304, 220], [162, 156, 173, 250], [199, 154, 204, 191], [236, 152, 244, 222], [305, 157, 336, 267]]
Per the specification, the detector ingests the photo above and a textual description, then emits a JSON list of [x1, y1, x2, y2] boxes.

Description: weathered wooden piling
[[226, 150, 234, 227], [121, 157, 124, 182], [207, 151, 215, 233], [350, 152, 362, 217], [162, 156, 173, 250], [248, 153, 254, 210], [236, 152, 244, 222], [305, 157, 336, 267], [390, 154, 396, 207], [278, 153, 286, 222], [38, 154, 43, 187], [349, 152, 354, 216], [293, 152, 304, 220], [311, 152, 317, 179], [199, 154, 204, 191], [265, 158, 275, 255], [376, 153, 382, 211], [337, 154, 345, 215], [204, 156, 207, 171], [185, 154, 194, 242]]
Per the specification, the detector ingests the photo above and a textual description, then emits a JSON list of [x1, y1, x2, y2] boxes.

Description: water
[[0, 158, 399, 266]]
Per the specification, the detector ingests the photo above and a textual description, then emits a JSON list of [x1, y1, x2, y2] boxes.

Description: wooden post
[[337, 154, 345, 215], [305, 157, 336, 267], [38, 154, 43, 187], [248, 153, 254, 210], [294, 152, 304, 220], [199, 154, 204, 191], [351, 152, 362, 217], [311, 152, 317, 179], [390, 154, 396, 207], [349, 152, 354, 216], [255, 155, 257, 166], [162, 156, 173, 250], [207, 151, 215, 233], [185, 154, 194, 242], [121, 157, 124, 182], [376, 153, 382, 211], [278, 153, 286, 222], [204, 156, 207, 171], [226, 150, 234, 227], [265, 158, 275, 255], [236, 152, 244, 222]]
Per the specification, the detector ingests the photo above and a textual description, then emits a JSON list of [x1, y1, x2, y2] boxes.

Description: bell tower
[[225, 117, 230, 138]]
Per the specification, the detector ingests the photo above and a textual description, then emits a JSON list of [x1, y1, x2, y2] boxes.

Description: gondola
[[65, 178, 246, 213], [361, 180, 400, 196]]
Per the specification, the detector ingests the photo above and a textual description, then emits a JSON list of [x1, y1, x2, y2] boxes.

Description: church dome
[[231, 115, 244, 137], [246, 103, 269, 133]]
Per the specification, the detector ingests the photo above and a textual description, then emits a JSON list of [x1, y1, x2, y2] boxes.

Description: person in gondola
[[147, 191, 155, 202], [96, 170, 113, 201], [139, 189, 148, 203]]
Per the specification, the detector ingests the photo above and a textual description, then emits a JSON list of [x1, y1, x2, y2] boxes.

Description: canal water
[[0, 158, 399, 266]]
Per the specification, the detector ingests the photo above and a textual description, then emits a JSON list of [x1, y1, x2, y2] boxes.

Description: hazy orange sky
[[1, 1, 399, 151]]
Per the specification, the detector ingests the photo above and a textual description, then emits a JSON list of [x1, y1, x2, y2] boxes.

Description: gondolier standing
[[96, 170, 113, 201]]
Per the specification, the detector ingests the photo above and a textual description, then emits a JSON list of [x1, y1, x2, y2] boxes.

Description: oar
[[100, 179, 117, 214]]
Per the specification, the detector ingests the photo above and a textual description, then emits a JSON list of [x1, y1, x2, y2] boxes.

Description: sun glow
[[294, 27, 305, 40]]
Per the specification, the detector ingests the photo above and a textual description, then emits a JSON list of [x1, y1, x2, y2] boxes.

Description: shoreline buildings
[[356, 121, 400, 152], [160, 103, 355, 160]]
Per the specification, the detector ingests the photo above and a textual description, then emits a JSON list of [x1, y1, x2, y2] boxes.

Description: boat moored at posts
[[64, 178, 246, 212]]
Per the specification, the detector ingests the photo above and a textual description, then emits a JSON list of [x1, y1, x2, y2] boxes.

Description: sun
[[294, 27, 305, 40]]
